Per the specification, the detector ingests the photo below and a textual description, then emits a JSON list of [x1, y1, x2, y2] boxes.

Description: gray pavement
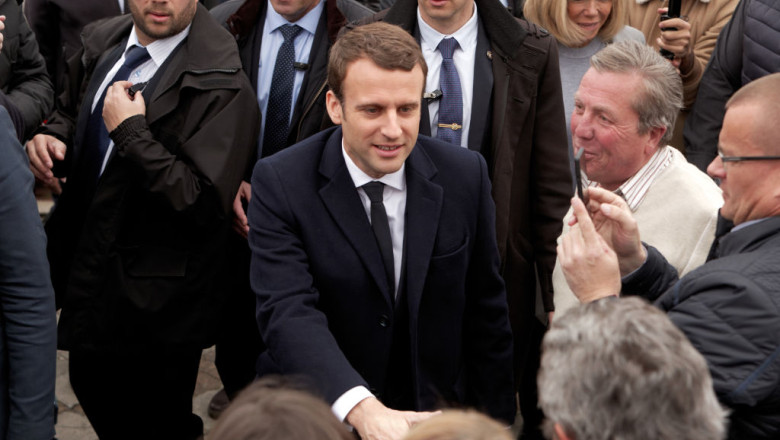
[[54, 347, 223, 440]]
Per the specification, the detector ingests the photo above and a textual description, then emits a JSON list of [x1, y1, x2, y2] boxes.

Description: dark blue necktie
[[436, 37, 463, 146], [262, 24, 304, 158], [83, 45, 151, 181], [363, 181, 395, 295]]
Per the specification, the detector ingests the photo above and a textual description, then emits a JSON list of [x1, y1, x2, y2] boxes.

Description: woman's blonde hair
[[523, 0, 628, 48]]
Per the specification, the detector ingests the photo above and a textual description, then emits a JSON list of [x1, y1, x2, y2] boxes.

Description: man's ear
[[325, 90, 343, 125], [647, 125, 667, 153], [554, 423, 573, 440]]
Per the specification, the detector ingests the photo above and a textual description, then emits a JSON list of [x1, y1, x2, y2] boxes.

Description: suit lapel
[[402, 142, 443, 325], [468, 17, 493, 153], [318, 129, 394, 306], [73, 43, 126, 165], [489, 46, 508, 166], [412, 26, 433, 138], [289, 7, 328, 135], [246, 2, 267, 92]]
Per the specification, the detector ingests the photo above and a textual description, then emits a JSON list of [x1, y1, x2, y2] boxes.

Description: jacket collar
[[717, 216, 780, 258], [382, 0, 527, 59], [226, 0, 345, 44], [317, 127, 438, 181]]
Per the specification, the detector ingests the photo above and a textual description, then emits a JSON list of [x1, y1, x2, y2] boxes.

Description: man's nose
[[707, 154, 725, 181], [381, 111, 403, 139], [572, 115, 592, 139]]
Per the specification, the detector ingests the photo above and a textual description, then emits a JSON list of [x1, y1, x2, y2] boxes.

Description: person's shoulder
[[490, 13, 556, 62], [259, 128, 337, 169], [613, 26, 646, 44], [413, 135, 486, 179], [513, 16, 552, 40], [82, 14, 133, 47], [210, 0, 244, 24], [416, 135, 481, 161], [663, 147, 722, 202]]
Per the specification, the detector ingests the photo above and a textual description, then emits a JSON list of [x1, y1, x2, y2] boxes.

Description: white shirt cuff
[[332, 386, 374, 422]]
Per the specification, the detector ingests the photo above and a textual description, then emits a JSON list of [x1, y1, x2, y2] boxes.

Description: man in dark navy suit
[[249, 22, 515, 440]]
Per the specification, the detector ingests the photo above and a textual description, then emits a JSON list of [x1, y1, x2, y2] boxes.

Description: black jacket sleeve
[[683, 0, 747, 172], [0, 0, 54, 141]]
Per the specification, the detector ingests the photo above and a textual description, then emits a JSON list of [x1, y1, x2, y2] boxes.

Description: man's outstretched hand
[[346, 397, 439, 440]]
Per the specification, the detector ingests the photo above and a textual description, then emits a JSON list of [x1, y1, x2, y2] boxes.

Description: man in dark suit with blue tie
[[249, 22, 515, 440]]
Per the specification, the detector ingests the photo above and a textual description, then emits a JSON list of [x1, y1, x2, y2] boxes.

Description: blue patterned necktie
[[84, 45, 151, 181], [262, 24, 304, 158], [436, 37, 463, 146]]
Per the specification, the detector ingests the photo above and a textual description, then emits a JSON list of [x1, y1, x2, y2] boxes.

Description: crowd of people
[[1, 0, 778, 439]]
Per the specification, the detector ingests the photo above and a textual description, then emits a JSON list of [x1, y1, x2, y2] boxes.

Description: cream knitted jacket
[[552, 147, 723, 316]]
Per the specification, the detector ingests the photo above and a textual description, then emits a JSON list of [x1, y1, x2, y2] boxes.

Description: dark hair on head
[[209, 376, 353, 440], [328, 22, 427, 103]]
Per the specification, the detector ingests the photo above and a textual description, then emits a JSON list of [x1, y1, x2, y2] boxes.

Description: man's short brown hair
[[328, 22, 427, 103]]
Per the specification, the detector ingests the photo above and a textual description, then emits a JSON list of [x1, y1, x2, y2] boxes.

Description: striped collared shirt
[[585, 146, 674, 211]]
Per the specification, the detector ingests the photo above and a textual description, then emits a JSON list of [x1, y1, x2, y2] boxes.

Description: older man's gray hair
[[590, 40, 683, 146], [538, 297, 727, 440]]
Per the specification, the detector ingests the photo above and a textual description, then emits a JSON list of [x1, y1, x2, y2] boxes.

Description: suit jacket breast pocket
[[425, 236, 470, 296], [117, 245, 189, 313]]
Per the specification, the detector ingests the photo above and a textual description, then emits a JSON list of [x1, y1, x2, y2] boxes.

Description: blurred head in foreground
[[538, 297, 727, 440]]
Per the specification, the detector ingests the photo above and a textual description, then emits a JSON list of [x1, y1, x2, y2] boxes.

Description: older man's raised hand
[[558, 196, 621, 303], [568, 187, 647, 275]]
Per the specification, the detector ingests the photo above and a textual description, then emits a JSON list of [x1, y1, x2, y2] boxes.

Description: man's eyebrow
[[355, 103, 381, 109]]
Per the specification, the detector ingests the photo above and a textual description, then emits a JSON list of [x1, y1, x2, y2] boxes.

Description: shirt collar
[[341, 141, 406, 192], [266, 0, 324, 36], [128, 24, 191, 68], [587, 145, 673, 211], [417, 2, 479, 50], [732, 217, 771, 233]]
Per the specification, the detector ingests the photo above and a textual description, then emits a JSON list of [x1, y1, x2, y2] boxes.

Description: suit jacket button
[[379, 315, 390, 328]]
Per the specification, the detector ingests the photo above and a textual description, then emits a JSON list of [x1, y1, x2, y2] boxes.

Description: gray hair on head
[[590, 40, 683, 146], [538, 297, 727, 440]]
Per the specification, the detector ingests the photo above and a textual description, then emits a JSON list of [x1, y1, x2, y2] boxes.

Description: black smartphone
[[659, 0, 681, 60], [128, 81, 148, 98], [574, 148, 588, 205]]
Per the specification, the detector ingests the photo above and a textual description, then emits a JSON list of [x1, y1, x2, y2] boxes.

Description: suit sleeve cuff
[[332, 386, 373, 422]]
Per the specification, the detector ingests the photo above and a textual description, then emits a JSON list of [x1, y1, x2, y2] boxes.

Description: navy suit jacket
[[0, 107, 56, 439], [248, 127, 516, 422]]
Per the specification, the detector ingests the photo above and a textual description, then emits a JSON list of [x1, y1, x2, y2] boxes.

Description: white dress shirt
[[257, 0, 324, 146], [331, 142, 408, 422], [418, 3, 478, 148], [117, 0, 125, 13], [92, 24, 191, 175]]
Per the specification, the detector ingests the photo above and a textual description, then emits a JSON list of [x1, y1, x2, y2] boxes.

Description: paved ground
[[54, 347, 223, 440]]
